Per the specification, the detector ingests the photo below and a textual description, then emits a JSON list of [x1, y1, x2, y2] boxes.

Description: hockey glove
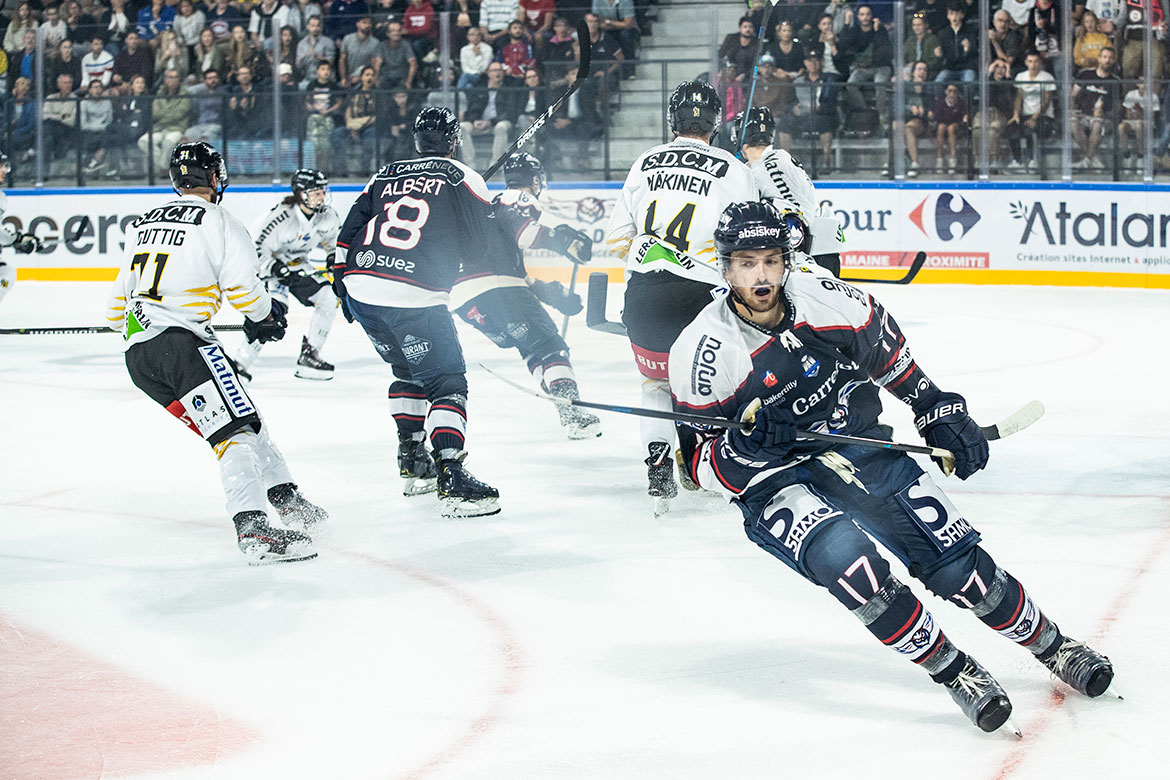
[[529, 279, 583, 315], [546, 224, 593, 264], [331, 268, 354, 323], [913, 391, 989, 480], [243, 299, 289, 344], [14, 232, 41, 254], [269, 260, 294, 280], [729, 399, 798, 460]]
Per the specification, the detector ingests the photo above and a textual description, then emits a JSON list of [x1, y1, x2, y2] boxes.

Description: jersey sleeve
[[604, 164, 640, 261], [492, 191, 543, 250], [335, 175, 377, 278], [104, 263, 131, 331], [318, 208, 341, 252], [252, 206, 288, 274], [218, 211, 273, 322]]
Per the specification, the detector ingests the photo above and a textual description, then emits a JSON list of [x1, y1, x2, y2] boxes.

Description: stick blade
[[981, 400, 1045, 441]]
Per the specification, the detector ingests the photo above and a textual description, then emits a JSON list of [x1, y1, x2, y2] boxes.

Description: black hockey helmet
[[502, 152, 546, 196], [169, 141, 228, 203], [729, 106, 776, 149], [668, 80, 722, 140], [413, 106, 461, 156], [714, 200, 793, 267], [291, 168, 330, 211]]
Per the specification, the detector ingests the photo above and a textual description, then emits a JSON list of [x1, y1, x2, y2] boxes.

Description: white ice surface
[[1, 281, 1168, 780]]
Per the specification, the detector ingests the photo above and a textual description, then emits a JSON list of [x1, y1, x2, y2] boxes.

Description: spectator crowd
[[712, 0, 1170, 176], [1, 0, 652, 180]]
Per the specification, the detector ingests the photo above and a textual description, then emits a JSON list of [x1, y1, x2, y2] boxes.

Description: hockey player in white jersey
[[730, 106, 844, 277], [605, 80, 758, 512], [234, 169, 342, 381], [0, 151, 43, 304], [450, 152, 601, 439], [105, 142, 328, 564]]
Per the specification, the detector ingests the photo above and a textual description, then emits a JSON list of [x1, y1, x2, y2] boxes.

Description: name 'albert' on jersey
[[335, 157, 493, 308], [106, 196, 273, 348], [669, 268, 939, 500], [606, 138, 758, 285]]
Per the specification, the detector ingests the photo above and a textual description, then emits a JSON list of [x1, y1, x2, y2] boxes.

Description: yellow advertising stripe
[[17, 267, 118, 281]]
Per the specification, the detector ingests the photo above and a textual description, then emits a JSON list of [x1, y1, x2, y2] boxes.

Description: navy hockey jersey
[[450, 188, 543, 308], [668, 268, 938, 500], [336, 157, 493, 308]]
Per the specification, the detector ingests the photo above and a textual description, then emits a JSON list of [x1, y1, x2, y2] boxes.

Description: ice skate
[[398, 434, 437, 496], [436, 451, 500, 517], [942, 656, 1016, 734], [233, 510, 317, 565], [267, 482, 328, 532], [548, 380, 601, 440], [295, 337, 334, 380], [1039, 636, 1116, 698], [646, 442, 677, 516]]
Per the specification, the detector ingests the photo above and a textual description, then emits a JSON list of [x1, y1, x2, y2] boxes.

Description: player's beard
[[729, 282, 785, 326]]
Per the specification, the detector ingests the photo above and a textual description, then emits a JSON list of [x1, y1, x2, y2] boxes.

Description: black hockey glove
[[529, 279, 583, 315], [331, 272, 354, 323], [243, 299, 289, 344], [14, 232, 41, 254], [545, 224, 593, 264], [913, 391, 989, 480], [729, 399, 797, 460]]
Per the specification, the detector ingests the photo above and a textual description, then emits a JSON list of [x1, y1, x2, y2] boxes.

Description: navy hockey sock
[[852, 575, 965, 681], [427, 394, 468, 454], [388, 380, 427, 437], [970, 567, 1061, 657]]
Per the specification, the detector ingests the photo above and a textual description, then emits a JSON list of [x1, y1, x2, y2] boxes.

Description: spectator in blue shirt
[[137, 0, 177, 44]]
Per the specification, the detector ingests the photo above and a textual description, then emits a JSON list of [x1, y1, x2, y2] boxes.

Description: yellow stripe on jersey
[[231, 295, 261, 310], [226, 290, 255, 301], [185, 285, 221, 299]]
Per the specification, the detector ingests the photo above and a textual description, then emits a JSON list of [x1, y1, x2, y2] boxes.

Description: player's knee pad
[[803, 519, 893, 608], [917, 545, 998, 609]]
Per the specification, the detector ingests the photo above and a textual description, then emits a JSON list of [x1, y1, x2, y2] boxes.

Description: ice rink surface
[[2, 280, 1168, 780]]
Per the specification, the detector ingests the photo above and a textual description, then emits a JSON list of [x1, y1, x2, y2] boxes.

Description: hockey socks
[[213, 431, 269, 519], [388, 381, 427, 437], [851, 575, 964, 681], [963, 566, 1060, 657], [426, 394, 468, 454]]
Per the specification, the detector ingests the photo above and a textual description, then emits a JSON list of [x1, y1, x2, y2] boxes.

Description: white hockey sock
[[253, 423, 296, 490], [306, 287, 338, 352], [234, 337, 264, 370], [214, 431, 268, 518], [640, 378, 676, 453]]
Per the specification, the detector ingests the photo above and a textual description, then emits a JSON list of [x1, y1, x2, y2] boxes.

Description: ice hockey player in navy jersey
[[450, 152, 601, 439], [668, 200, 1114, 733], [234, 169, 342, 381], [334, 106, 500, 517]]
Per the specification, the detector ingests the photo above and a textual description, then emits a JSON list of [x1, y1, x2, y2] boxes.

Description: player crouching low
[[234, 169, 341, 381], [668, 201, 1114, 732], [106, 143, 327, 564], [451, 152, 601, 439]]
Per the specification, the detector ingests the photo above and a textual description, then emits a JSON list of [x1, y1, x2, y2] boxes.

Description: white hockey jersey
[[606, 138, 758, 285], [252, 200, 341, 277], [748, 146, 843, 257], [105, 195, 273, 349], [0, 191, 18, 249]]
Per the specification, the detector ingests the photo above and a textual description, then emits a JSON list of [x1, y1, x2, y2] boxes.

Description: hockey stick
[[734, 0, 782, 158], [585, 271, 627, 335], [560, 261, 581, 338], [0, 324, 246, 335], [482, 18, 593, 181], [840, 251, 927, 286]]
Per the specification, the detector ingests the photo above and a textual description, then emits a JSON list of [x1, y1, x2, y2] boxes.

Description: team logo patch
[[355, 250, 376, 269], [763, 370, 778, 388], [801, 355, 820, 378], [192, 394, 206, 410], [402, 334, 431, 365], [180, 379, 232, 438]]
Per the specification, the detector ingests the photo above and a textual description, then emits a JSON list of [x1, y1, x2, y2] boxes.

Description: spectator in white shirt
[[81, 35, 115, 87], [459, 26, 492, 89]]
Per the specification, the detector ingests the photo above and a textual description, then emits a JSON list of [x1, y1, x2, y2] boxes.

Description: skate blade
[[403, 476, 438, 496], [294, 365, 334, 380], [1005, 717, 1023, 739], [242, 541, 317, 565], [564, 421, 603, 440], [439, 496, 501, 518]]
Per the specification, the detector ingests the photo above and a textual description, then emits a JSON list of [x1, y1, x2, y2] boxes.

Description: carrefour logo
[[909, 193, 981, 241]]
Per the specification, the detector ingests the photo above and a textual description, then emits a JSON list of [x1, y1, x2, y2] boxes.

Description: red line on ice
[[990, 498, 1170, 780]]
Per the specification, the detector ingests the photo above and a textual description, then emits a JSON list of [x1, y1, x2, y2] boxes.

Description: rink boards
[[5, 181, 1170, 288]]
